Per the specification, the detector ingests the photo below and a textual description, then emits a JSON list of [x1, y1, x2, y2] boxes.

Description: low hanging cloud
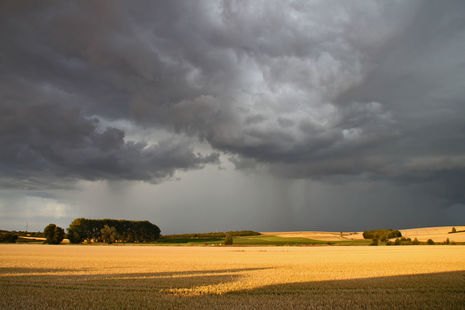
[[1, 1, 465, 204]]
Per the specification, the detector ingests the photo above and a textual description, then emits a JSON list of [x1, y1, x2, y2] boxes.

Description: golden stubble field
[[262, 225, 465, 242], [1, 244, 465, 309]]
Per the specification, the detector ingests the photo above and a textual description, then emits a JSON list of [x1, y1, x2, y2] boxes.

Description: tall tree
[[44, 224, 65, 244], [101, 225, 118, 244]]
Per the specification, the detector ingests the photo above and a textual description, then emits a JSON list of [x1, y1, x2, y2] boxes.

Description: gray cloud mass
[[0, 101, 219, 189], [1, 1, 465, 230]]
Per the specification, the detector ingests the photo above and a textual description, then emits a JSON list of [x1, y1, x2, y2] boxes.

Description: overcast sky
[[1, 1, 465, 233]]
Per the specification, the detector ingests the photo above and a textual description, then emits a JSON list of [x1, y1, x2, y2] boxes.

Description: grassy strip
[[155, 234, 371, 246], [157, 237, 223, 244], [233, 235, 370, 246]]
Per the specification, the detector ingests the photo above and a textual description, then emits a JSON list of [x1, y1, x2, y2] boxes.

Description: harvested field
[[1, 244, 465, 309], [261, 225, 465, 243], [400, 226, 465, 242]]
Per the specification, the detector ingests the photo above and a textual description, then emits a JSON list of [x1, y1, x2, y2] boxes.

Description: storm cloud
[[0, 100, 219, 189], [1, 1, 465, 230]]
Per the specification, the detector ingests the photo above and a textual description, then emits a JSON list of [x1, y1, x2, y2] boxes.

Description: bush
[[369, 239, 378, 246], [412, 238, 420, 245], [44, 224, 65, 244], [450, 227, 456, 233], [0, 232, 18, 243], [224, 232, 233, 245], [426, 239, 435, 245]]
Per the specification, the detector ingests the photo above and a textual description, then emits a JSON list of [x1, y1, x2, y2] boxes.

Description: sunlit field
[[262, 225, 465, 243], [1, 244, 465, 309]]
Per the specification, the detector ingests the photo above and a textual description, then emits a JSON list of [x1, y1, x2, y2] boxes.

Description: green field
[[232, 235, 371, 246], [156, 234, 371, 246]]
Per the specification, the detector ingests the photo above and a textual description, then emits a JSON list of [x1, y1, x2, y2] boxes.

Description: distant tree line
[[385, 237, 420, 246], [0, 231, 18, 243], [0, 230, 46, 243], [386, 237, 456, 246], [363, 229, 402, 242], [67, 218, 161, 243]]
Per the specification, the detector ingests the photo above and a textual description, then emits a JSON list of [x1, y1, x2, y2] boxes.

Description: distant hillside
[[261, 226, 465, 243], [399, 226, 465, 242]]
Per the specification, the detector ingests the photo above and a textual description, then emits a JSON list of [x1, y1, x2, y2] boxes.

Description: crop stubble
[[1, 244, 464, 309]]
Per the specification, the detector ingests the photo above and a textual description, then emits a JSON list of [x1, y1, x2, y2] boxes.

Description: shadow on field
[[0, 267, 76, 274], [0, 267, 268, 292], [213, 270, 465, 309], [229, 269, 465, 295], [0, 266, 268, 278], [1, 268, 465, 309]]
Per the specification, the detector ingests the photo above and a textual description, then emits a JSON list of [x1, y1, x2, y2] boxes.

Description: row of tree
[[41, 218, 160, 244], [67, 218, 160, 243]]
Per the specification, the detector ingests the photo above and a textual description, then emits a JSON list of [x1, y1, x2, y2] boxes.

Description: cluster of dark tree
[[385, 237, 420, 245], [67, 218, 161, 244], [0, 231, 18, 243], [362, 229, 402, 242], [161, 230, 260, 239], [371, 237, 457, 246], [44, 224, 65, 244], [423, 238, 456, 245]]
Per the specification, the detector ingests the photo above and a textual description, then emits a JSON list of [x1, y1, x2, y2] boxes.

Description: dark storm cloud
[[1, 1, 464, 204], [0, 100, 218, 189]]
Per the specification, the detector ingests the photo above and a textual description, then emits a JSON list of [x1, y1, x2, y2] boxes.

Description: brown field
[[1, 244, 465, 309], [262, 225, 465, 242]]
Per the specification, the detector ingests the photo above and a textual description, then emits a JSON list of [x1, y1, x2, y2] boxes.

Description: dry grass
[[262, 225, 465, 242], [1, 244, 465, 309], [400, 225, 465, 242]]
